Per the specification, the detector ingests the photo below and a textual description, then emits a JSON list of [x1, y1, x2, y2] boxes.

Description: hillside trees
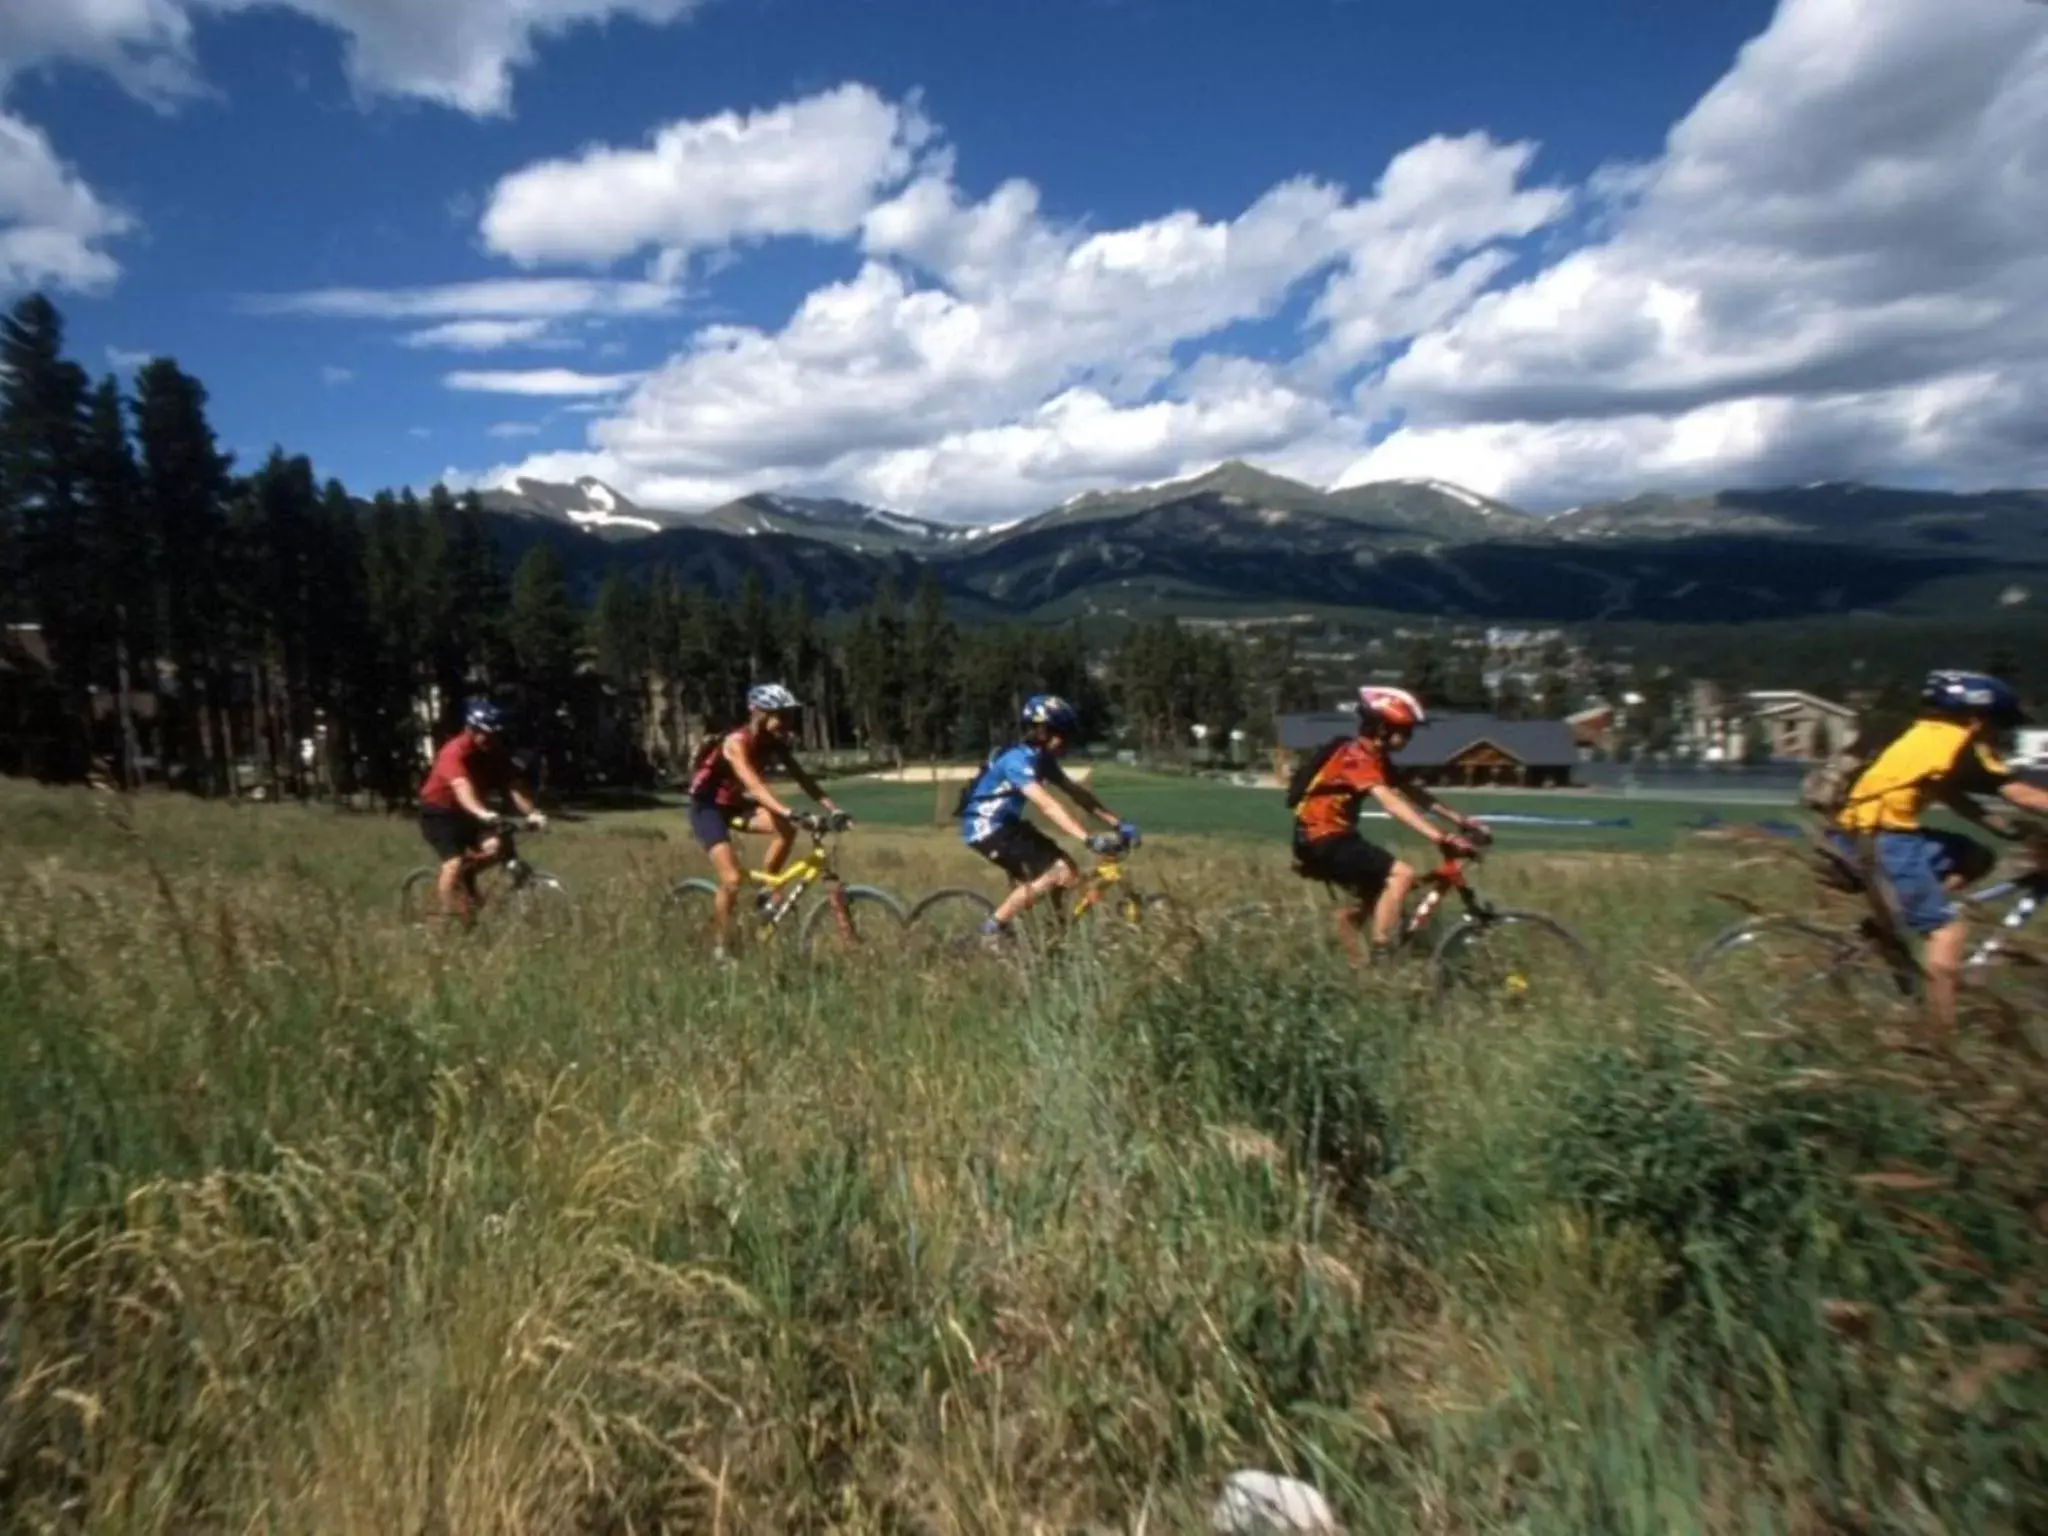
[[11, 289, 1689, 799]]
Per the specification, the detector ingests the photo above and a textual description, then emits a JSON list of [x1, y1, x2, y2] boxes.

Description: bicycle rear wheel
[[799, 883, 908, 959], [1687, 915, 1893, 1015], [665, 876, 758, 958], [905, 887, 1000, 961], [1432, 909, 1602, 1013], [400, 865, 440, 924], [403, 861, 553, 931]]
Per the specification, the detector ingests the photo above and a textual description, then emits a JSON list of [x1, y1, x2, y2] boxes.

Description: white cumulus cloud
[[481, 83, 934, 267], [250, 277, 680, 320], [401, 317, 556, 351], [447, 368, 643, 396], [1, 0, 715, 300], [1340, 0, 2048, 505], [472, 117, 1568, 516], [2, 0, 709, 117], [0, 109, 133, 294]]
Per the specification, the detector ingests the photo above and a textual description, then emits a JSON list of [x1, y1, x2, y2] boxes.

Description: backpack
[[1799, 743, 1874, 819], [952, 753, 996, 821], [1285, 736, 1350, 810]]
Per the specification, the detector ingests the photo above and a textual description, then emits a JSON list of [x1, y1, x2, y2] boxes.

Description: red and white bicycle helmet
[[1356, 685, 1426, 731]]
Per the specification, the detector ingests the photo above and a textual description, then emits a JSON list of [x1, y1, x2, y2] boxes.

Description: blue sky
[[2, 0, 2044, 518]]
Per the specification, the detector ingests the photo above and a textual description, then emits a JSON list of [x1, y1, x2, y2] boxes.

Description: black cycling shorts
[[970, 822, 1070, 884], [1293, 831, 1396, 899], [420, 807, 488, 862]]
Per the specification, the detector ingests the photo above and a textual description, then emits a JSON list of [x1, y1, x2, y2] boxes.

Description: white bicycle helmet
[[747, 682, 801, 713], [1356, 685, 1426, 730]]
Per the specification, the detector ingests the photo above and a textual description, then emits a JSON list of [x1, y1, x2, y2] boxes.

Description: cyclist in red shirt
[[687, 683, 846, 960], [418, 700, 545, 923], [1293, 685, 1482, 965]]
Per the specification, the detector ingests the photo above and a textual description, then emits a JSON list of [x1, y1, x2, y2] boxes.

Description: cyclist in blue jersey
[[959, 694, 1139, 941]]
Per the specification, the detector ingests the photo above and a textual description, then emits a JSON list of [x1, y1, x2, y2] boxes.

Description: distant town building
[[1277, 711, 1577, 788], [1687, 686, 1859, 762]]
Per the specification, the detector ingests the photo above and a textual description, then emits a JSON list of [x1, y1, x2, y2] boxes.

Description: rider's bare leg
[[1370, 859, 1418, 948], [435, 854, 468, 922], [436, 834, 499, 926], [757, 809, 798, 876], [708, 839, 747, 953], [1921, 918, 1967, 1039], [993, 859, 1076, 927], [1335, 902, 1370, 967]]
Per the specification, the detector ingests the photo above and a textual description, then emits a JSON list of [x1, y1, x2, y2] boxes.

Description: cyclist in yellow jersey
[[1830, 670, 2048, 1036]]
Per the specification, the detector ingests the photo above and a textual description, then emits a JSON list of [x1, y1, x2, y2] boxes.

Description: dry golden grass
[[0, 780, 2043, 1533]]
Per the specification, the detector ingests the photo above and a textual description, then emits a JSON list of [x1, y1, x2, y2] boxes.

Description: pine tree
[[362, 491, 424, 800], [0, 296, 94, 775], [844, 576, 905, 753], [737, 569, 779, 685], [903, 568, 956, 760], [77, 376, 147, 783], [133, 358, 234, 792], [1400, 633, 1448, 709], [590, 569, 650, 783], [506, 542, 582, 784], [240, 450, 325, 793], [309, 479, 371, 794]]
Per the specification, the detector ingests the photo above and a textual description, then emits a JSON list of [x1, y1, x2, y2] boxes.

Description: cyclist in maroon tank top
[[687, 683, 847, 961], [417, 699, 546, 924]]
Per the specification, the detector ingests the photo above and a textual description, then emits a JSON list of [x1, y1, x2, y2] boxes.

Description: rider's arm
[[1368, 783, 1456, 846], [449, 776, 494, 821], [725, 735, 795, 819], [1996, 779, 2048, 818], [1404, 780, 1478, 831], [1044, 760, 1123, 830], [1023, 781, 1094, 843], [784, 754, 841, 815]]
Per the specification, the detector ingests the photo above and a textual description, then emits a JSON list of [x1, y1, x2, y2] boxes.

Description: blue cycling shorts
[[1828, 829, 1986, 935]]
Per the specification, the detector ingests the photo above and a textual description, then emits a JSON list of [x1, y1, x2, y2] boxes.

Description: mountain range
[[472, 463, 2048, 626]]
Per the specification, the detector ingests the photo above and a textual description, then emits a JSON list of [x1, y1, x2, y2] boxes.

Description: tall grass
[[0, 781, 2041, 1532]]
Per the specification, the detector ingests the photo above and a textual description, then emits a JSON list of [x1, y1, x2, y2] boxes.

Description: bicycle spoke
[[1433, 910, 1601, 1015], [1687, 914, 1892, 1016], [905, 888, 1001, 962]]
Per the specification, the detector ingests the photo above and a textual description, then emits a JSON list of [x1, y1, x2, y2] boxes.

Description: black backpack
[[952, 754, 994, 820], [1285, 736, 1350, 810]]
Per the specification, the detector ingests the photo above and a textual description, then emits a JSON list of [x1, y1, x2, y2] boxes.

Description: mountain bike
[[1215, 833, 1603, 1008], [400, 818, 571, 928], [1688, 826, 2048, 1051], [665, 811, 907, 959], [904, 832, 1175, 960]]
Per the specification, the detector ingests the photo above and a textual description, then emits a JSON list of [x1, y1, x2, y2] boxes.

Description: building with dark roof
[[1276, 710, 1579, 788]]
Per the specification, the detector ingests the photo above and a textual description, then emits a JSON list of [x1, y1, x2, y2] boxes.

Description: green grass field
[[2, 778, 2043, 1533], [604, 764, 1799, 856]]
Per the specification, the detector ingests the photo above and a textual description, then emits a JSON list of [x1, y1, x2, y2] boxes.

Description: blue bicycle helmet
[[1921, 670, 2023, 725], [464, 698, 507, 733], [1021, 694, 1079, 734]]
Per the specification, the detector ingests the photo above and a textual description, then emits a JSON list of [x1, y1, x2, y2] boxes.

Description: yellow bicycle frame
[[1066, 856, 1145, 924]]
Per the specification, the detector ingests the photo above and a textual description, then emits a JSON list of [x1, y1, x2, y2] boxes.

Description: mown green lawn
[[604, 764, 1802, 854]]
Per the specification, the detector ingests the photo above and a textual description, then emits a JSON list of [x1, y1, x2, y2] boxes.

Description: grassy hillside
[[2, 781, 2043, 1531]]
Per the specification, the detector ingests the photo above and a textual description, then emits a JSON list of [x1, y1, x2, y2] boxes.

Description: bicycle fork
[[1965, 884, 2041, 971]]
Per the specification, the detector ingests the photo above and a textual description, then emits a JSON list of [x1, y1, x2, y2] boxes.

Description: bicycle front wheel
[[506, 869, 573, 931], [1433, 909, 1602, 1013], [799, 883, 908, 958]]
